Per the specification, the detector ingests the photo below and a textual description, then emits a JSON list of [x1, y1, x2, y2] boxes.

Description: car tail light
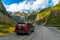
[[15, 26, 19, 30]]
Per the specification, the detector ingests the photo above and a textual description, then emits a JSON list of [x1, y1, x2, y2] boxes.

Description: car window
[[18, 24, 25, 26]]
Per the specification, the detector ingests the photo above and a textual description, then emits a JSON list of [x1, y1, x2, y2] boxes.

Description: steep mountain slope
[[0, 0, 11, 17], [0, 12, 16, 26], [0, 0, 16, 26], [46, 9, 60, 27], [36, 2, 60, 26]]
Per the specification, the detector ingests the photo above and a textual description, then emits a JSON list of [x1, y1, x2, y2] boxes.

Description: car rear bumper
[[15, 30, 29, 33]]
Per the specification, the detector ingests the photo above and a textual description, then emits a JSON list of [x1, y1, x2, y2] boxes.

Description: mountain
[[46, 9, 60, 27], [36, 2, 60, 27], [0, 12, 16, 26], [0, 0, 11, 17], [0, 0, 16, 26], [12, 12, 31, 22], [12, 12, 23, 22]]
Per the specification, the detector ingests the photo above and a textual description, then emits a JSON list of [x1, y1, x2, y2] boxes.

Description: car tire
[[17, 33, 20, 35], [27, 31, 31, 35], [32, 30, 34, 32], [31, 28, 34, 32]]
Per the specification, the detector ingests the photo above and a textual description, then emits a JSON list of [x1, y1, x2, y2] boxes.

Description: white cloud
[[18, 1, 32, 12], [4, 0, 59, 13], [32, 0, 48, 11], [52, 0, 59, 6]]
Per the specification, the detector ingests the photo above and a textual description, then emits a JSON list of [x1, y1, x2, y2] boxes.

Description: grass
[[0, 22, 15, 36], [0, 26, 15, 36], [46, 17, 60, 27], [57, 27, 60, 30]]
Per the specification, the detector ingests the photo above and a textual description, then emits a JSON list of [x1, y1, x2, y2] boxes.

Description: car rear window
[[17, 24, 25, 26]]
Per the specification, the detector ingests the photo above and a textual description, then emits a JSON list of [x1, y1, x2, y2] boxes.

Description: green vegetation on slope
[[0, 12, 16, 35], [0, 12, 16, 26], [46, 9, 60, 27], [0, 0, 16, 27], [37, 2, 60, 20], [0, 1, 16, 35], [36, 2, 60, 27]]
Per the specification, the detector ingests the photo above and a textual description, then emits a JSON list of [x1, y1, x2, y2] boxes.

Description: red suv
[[15, 22, 34, 35]]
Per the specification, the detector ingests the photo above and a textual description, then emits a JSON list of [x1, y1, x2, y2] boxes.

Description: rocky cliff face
[[50, 9, 60, 17], [46, 9, 60, 27]]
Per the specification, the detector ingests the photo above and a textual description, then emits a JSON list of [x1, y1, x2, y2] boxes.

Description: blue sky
[[2, 0, 59, 13], [2, 0, 24, 5]]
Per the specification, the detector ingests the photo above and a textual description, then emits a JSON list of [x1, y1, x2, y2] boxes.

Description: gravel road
[[0, 26, 60, 40]]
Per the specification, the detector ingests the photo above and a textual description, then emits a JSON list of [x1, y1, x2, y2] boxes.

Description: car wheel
[[17, 33, 20, 35], [32, 30, 34, 32], [27, 31, 31, 35], [31, 28, 34, 32]]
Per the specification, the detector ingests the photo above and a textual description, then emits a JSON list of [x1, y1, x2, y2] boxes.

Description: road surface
[[0, 26, 60, 40]]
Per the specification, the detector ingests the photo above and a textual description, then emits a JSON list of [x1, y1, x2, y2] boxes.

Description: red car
[[15, 22, 34, 35]]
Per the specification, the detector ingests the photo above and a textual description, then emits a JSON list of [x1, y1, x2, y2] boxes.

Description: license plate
[[19, 27, 21, 29]]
